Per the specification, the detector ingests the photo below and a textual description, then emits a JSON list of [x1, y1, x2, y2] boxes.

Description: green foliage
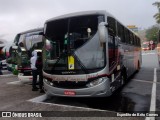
[[12, 59, 17, 64], [154, 13, 160, 24], [7, 57, 12, 63], [145, 26, 159, 42], [153, 1, 160, 24], [12, 69, 18, 75], [153, 2, 160, 8]]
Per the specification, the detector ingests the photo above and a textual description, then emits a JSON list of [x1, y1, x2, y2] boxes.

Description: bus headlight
[[86, 78, 104, 87], [44, 78, 54, 86]]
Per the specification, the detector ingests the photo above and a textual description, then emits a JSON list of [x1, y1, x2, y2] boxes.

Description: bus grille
[[53, 81, 87, 89]]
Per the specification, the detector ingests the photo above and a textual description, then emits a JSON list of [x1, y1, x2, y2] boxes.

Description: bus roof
[[13, 27, 43, 45], [45, 10, 140, 39], [45, 10, 113, 22], [18, 28, 43, 35]]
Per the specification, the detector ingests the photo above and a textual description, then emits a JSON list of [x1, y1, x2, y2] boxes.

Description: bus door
[[108, 34, 119, 81], [107, 17, 119, 84]]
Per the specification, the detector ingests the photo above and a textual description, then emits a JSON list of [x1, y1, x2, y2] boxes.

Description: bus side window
[[121, 26, 125, 43], [108, 35, 115, 67], [130, 33, 134, 45], [107, 17, 116, 36], [117, 22, 125, 43], [138, 38, 141, 47], [124, 29, 129, 44], [135, 36, 138, 46], [133, 35, 136, 46]]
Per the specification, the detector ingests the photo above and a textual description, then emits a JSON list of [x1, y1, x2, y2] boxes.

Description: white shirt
[[30, 51, 37, 70]]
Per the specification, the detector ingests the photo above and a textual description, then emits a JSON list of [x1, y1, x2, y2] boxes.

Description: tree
[[153, 1, 160, 24], [145, 26, 159, 43]]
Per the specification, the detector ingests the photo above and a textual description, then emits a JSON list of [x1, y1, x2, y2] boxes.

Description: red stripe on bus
[[18, 68, 32, 70]]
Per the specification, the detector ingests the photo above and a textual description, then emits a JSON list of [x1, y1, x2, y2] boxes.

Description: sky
[[0, 0, 158, 44]]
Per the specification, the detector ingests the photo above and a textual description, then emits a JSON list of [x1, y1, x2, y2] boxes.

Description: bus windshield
[[44, 15, 105, 73], [25, 33, 43, 51], [11, 49, 18, 64], [17, 48, 30, 68]]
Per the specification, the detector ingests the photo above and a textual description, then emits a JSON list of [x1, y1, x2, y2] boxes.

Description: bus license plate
[[64, 90, 76, 96]]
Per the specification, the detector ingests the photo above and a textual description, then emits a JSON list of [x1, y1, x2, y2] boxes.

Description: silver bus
[[43, 10, 141, 97]]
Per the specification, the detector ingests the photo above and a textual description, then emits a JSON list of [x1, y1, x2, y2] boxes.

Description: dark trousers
[[32, 70, 38, 89], [38, 70, 43, 89], [32, 69, 43, 89]]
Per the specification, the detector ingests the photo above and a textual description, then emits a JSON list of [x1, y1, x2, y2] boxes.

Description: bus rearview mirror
[[98, 22, 108, 43]]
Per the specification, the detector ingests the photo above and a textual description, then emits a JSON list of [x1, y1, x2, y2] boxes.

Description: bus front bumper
[[43, 78, 112, 97]]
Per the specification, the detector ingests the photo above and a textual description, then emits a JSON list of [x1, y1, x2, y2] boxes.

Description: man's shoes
[[35, 87, 39, 89], [40, 89, 45, 93], [32, 88, 38, 91]]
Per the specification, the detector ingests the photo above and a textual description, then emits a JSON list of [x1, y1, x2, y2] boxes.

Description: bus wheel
[[121, 68, 127, 85], [137, 61, 140, 72]]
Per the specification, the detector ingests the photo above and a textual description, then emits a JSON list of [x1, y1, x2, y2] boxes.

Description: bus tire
[[137, 60, 140, 72], [121, 67, 127, 85]]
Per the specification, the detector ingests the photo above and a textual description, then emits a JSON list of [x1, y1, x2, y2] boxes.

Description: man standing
[[30, 51, 38, 91], [36, 52, 44, 93]]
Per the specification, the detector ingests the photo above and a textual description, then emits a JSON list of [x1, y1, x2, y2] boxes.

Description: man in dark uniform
[[36, 52, 44, 93]]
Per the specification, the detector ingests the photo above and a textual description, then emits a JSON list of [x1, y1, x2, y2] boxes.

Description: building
[[127, 25, 139, 33]]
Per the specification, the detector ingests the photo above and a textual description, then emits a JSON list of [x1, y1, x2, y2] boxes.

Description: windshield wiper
[[51, 50, 89, 74], [71, 52, 89, 74], [51, 51, 67, 71]]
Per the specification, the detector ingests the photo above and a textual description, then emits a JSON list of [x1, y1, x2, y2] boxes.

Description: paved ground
[[1, 70, 12, 75], [0, 76, 144, 120]]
